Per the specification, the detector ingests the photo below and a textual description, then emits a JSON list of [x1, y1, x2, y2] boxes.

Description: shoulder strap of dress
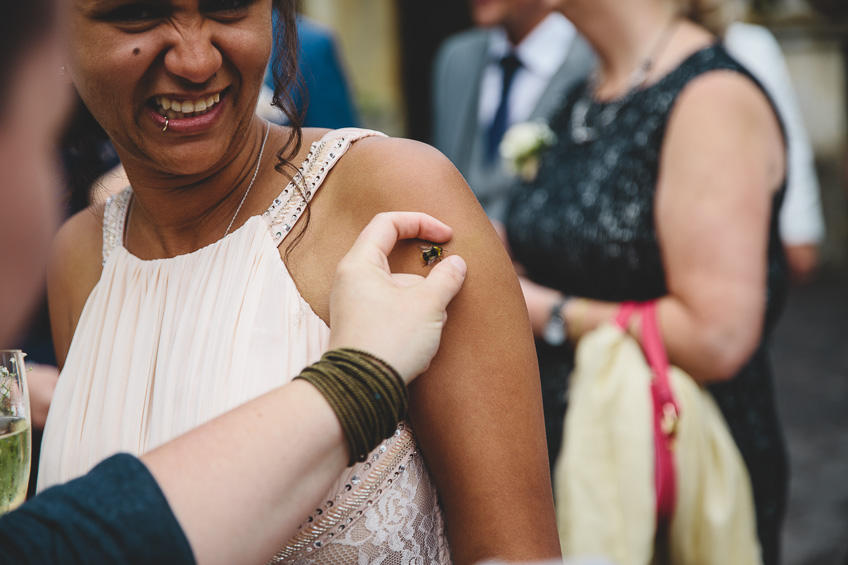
[[102, 186, 132, 265], [262, 128, 387, 246]]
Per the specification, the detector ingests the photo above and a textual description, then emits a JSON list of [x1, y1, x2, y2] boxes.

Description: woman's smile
[[154, 91, 222, 118], [146, 88, 231, 134]]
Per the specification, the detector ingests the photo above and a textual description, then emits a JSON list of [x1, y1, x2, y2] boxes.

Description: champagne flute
[[0, 350, 31, 514]]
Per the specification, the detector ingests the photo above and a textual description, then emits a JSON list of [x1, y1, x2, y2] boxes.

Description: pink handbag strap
[[614, 302, 639, 329], [640, 303, 674, 403], [616, 301, 680, 527]]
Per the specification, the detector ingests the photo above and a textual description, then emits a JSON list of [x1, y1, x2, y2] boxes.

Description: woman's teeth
[[155, 93, 221, 119]]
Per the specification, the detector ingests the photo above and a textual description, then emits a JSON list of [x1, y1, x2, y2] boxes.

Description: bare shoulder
[[287, 132, 509, 320], [663, 69, 786, 194], [326, 136, 498, 275], [330, 135, 481, 220], [672, 69, 784, 152], [287, 135, 497, 319], [681, 68, 776, 109], [48, 204, 106, 367]]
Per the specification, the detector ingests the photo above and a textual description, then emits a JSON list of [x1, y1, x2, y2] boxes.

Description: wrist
[[294, 348, 408, 466], [543, 297, 570, 346], [566, 297, 590, 340]]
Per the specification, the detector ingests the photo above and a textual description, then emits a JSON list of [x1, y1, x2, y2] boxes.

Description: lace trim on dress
[[272, 422, 413, 562], [261, 128, 387, 246], [271, 422, 451, 565]]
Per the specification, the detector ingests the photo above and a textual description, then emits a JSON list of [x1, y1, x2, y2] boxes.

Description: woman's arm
[[287, 139, 561, 564], [46, 206, 104, 369], [653, 71, 784, 380], [561, 72, 786, 383], [3, 212, 466, 565]]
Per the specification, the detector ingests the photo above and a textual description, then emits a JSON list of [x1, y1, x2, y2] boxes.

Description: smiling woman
[[37, 0, 560, 563]]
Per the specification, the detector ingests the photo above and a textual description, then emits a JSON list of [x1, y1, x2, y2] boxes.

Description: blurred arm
[[724, 23, 824, 281]]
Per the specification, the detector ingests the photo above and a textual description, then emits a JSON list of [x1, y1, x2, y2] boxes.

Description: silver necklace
[[224, 120, 271, 237], [570, 18, 680, 145]]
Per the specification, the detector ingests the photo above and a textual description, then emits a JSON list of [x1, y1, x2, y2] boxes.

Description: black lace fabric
[[506, 45, 788, 564]]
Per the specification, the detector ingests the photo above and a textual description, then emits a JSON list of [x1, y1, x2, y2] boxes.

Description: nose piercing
[[162, 118, 169, 132]]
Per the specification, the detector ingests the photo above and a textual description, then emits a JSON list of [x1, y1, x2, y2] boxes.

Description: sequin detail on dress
[[102, 188, 132, 265], [262, 130, 377, 246]]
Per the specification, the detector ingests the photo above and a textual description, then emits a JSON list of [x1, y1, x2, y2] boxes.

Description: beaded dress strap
[[262, 128, 387, 246], [102, 186, 133, 265]]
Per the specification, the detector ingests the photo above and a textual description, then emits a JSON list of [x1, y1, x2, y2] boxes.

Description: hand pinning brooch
[[499, 120, 557, 182]]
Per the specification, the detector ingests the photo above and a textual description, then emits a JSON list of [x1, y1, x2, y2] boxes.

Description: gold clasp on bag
[[661, 403, 678, 438]]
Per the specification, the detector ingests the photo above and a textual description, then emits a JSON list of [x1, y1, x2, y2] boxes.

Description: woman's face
[[67, 0, 273, 176]]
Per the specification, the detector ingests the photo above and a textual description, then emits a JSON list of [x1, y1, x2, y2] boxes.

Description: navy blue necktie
[[486, 52, 522, 163]]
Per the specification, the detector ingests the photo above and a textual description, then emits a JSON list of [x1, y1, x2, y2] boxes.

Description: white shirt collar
[[487, 12, 577, 79]]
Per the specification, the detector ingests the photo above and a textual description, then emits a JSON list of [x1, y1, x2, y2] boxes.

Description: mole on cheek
[[133, 48, 141, 56]]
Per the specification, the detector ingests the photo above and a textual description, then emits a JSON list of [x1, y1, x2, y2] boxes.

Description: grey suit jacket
[[432, 28, 595, 221]]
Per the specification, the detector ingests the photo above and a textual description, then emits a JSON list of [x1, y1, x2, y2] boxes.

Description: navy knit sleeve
[[0, 453, 195, 565]]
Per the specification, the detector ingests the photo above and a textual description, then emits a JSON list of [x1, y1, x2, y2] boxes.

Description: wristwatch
[[543, 298, 569, 347]]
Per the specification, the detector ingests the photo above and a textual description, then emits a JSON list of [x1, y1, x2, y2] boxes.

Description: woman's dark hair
[[61, 98, 119, 213], [269, 0, 310, 257], [271, 0, 304, 166], [0, 0, 55, 111]]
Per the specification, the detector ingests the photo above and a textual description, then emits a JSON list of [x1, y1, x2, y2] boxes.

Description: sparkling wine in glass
[[0, 350, 31, 514]]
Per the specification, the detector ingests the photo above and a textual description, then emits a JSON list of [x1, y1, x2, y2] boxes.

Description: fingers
[[420, 255, 467, 311], [392, 272, 425, 288], [351, 212, 453, 262]]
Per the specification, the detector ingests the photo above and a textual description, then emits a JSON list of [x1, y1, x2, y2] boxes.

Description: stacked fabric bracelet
[[295, 348, 409, 466]]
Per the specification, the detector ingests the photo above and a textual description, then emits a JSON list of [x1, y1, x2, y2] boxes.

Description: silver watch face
[[544, 317, 566, 346]]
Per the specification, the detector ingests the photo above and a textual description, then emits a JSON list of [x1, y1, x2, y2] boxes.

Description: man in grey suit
[[432, 0, 594, 222]]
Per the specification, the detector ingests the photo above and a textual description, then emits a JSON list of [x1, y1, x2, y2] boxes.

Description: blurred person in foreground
[[432, 0, 594, 222], [723, 18, 826, 285], [36, 0, 560, 563], [504, 0, 789, 561], [0, 3, 471, 563]]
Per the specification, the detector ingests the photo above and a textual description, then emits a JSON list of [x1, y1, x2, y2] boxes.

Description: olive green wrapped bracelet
[[295, 348, 409, 466]]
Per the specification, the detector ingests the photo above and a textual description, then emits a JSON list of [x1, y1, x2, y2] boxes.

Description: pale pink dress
[[38, 128, 452, 564]]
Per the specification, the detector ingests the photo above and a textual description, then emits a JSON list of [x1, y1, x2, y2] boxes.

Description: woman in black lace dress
[[505, 0, 788, 562]]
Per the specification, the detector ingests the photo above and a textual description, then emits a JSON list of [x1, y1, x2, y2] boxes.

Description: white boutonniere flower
[[499, 120, 557, 182]]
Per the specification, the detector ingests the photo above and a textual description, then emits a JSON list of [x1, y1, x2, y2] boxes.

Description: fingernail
[[447, 255, 467, 277]]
